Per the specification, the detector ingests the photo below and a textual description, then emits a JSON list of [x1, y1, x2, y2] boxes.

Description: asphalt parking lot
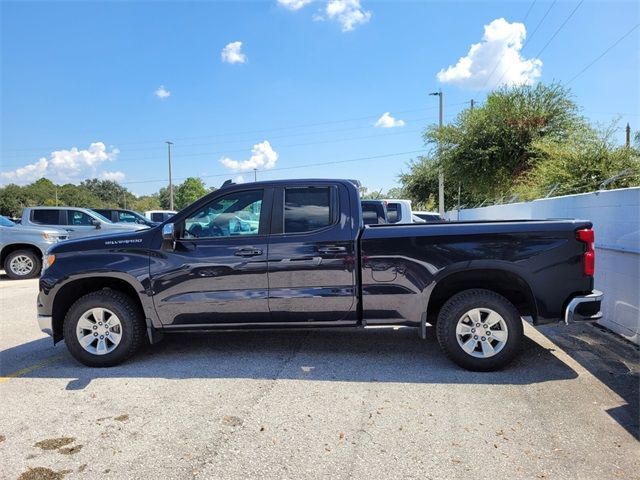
[[1, 277, 638, 480]]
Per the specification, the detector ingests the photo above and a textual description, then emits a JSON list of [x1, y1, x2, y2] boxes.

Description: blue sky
[[1, 0, 638, 195]]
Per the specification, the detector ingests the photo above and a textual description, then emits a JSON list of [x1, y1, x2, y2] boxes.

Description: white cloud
[[0, 142, 120, 185], [154, 85, 171, 99], [234, 175, 246, 184], [221, 41, 247, 64], [323, 0, 371, 31], [220, 141, 279, 172], [277, 0, 312, 11], [436, 18, 542, 90], [374, 112, 405, 128], [100, 170, 126, 182]]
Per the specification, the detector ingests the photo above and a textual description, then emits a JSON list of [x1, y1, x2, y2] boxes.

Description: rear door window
[[284, 187, 333, 233], [31, 209, 62, 225]]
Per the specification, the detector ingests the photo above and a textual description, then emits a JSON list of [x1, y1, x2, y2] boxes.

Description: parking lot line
[[0, 354, 64, 383]]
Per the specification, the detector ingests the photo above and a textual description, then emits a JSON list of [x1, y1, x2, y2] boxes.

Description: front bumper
[[38, 315, 53, 337], [564, 290, 603, 325]]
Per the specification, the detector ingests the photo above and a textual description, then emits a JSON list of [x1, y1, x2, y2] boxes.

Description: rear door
[[267, 183, 357, 323]]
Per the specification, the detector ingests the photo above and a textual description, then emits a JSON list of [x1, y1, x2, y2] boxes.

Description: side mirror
[[162, 223, 175, 241], [91, 219, 101, 229]]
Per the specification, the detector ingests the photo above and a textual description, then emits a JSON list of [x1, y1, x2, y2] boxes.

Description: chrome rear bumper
[[564, 290, 603, 325]]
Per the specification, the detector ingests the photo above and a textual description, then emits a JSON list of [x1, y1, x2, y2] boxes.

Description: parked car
[[144, 210, 177, 223], [413, 211, 443, 223], [21, 207, 148, 240], [0, 215, 68, 279], [38, 178, 602, 370], [92, 208, 158, 227], [361, 200, 388, 225]]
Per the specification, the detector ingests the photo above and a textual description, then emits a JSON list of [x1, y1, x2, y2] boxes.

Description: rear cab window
[[386, 202, 401, 223], [31, 209, 62, 225]]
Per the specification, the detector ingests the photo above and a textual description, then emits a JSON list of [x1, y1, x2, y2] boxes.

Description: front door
[[267, 183, 357, 323], [65, 210, 101, 239], [150, 188, 272, 327]]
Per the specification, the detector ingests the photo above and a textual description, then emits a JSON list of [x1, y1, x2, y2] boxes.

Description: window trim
[[177, 188, 269, 241], [272, 185, 339, 236]]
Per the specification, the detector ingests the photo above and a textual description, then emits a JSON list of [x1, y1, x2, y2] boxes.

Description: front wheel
[[63, 290, 146, 367], [4, 249, 41, 279], [436, 289, 523, 371]]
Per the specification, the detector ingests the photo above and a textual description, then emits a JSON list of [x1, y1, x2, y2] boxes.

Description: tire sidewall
[[4, 250, 41, 280], [63, 291, 141, 367], [437, 289, 523, 371]]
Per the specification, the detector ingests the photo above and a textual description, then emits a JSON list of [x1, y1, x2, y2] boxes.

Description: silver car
[[21, 207, 148, 240], [0, 215, 68, 279]]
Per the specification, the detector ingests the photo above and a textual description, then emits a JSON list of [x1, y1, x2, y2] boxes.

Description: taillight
[[576, 228, 595, 276]]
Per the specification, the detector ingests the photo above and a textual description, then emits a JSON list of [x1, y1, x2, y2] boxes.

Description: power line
[[0, 105, 447, 154], [534, 0, 584, 57], [1, 112, 444, 162], [119, 149, 426, 186], [566, 23, 640, 85]]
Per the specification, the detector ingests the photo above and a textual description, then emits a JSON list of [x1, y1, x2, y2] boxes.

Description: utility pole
[[470, 99, 475, 110], [429, 89, 445, 216], [166, 141, 174, 210], [626, 123, 631, 147], [254, 168, 257, 182]]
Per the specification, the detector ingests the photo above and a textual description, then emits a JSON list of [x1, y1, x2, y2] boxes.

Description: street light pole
[[429, 89, 445, 216], [166, 141, 174, 210]]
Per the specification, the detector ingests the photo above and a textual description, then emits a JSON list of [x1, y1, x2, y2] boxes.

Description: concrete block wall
[[447, 187, 640, 344]]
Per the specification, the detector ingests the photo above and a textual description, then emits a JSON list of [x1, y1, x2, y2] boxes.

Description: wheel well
[[52, 277, 144, 342], [427, 269, 537, 324], [1, 244, 41, 266]]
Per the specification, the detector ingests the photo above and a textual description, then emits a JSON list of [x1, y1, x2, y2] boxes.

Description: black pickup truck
[[37, 179, 602, 371]]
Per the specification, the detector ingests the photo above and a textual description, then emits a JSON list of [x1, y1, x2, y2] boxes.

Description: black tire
[[435, 289, 523, 371], [63, 290, 146, 367], [4, 249, 41, 280]]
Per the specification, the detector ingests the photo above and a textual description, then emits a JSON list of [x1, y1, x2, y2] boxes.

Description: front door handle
[[318, 246, 347, 254], [234, 247, 263, 257]]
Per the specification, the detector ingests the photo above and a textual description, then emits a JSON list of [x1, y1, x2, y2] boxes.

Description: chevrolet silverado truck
[[37, 179, 603, 370]]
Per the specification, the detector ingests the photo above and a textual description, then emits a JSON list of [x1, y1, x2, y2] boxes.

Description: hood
[[49, 227, 156, 254]]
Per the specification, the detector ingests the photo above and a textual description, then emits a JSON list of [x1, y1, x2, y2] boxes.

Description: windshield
[[0, 215, 16, 227]]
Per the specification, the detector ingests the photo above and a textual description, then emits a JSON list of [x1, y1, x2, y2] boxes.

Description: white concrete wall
[[446, 187, 640, 344]]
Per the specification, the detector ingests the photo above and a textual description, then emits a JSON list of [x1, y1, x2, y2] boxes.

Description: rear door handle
[[318, 246, 347, 254], [234, 247, 263, 257]]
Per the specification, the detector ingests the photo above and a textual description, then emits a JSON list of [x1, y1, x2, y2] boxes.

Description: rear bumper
[[38, 315, 53, 337], [564, 290, 603, 325]]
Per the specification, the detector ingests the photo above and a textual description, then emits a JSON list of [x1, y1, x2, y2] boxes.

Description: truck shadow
[[3, 327, 578, 389]]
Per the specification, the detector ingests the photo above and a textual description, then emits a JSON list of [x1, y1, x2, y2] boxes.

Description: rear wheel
[[4, 249, 41, 279], [63, 290, 146, 367], [436, 289, 523, 371]]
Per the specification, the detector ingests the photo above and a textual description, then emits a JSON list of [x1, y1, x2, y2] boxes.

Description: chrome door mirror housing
[[162, 223, 175, 241]]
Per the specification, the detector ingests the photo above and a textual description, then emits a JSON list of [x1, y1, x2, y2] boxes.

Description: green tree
[[403, 83, 587, 208], [0, 184, 29, 217], [515, 124, 640, 200], [79, 178, 134, 208], [175, 177, 207, 209]]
